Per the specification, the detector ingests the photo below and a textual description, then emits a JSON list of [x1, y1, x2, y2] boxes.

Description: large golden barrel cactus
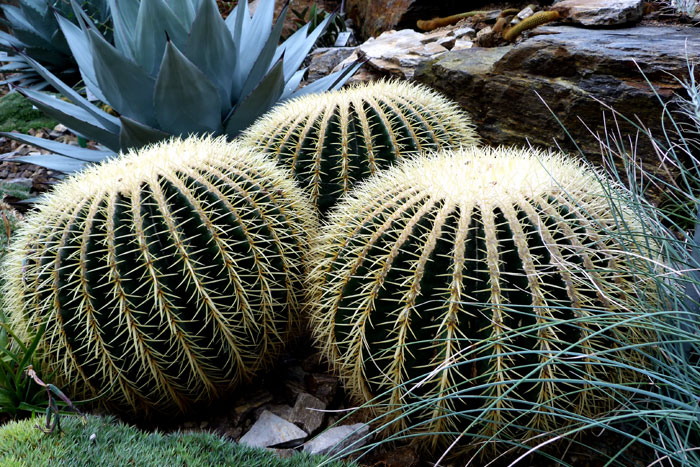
[[309, 146, 654, 453], [240, 80, 479, 214], [2, 136, 317, 415]]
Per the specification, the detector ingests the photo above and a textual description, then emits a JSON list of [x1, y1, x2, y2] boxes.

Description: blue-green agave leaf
[[0, 132, 113, 163], [87, 28, 158, 126], [133, 0, 189, 76], [225, 58, 285, 137], [15, 51, 120, 133], [289, 60, 363, 99], [184, 0, 235, 108], [19, 88, 121, 152], [55, 13, 107, 103], [277, 12, 334, 81], [0, 29, 23, 48], [238, 2, 287, 101], [11, 154, 90, 173], [155, 41, 223, 135], [107, 0, 139, 58], [119, 116, 170, 150], [280, 68, 306, 100], [226, 0, 252, 96], [167, 0, 202, 31]]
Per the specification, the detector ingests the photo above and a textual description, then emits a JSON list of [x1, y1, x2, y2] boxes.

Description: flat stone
[[306, 47, 358, 84], [239, 410, 307, 449], [453, 27, 475, 39], [3, 177, 33, 188], [452, 39, 474, 51], [290, 393, 326, 434], [303, 423, 370, 457], [415, 25, 700, 170], [551, 0, 644, 26]]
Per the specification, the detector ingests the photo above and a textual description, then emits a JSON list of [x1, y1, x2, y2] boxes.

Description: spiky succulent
[[2, 136, 317, 415], [241, 80, 479, 215], [0, 0, 111, 89], [0, 0, 359, 173], [309, 146, 655, 452]]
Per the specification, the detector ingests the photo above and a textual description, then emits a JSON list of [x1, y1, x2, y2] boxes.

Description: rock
[[551, 0, 644, 26], [305, 373, 338, 403], [335, 29, 450, 80], [346, 0, 482, 40], [305, 47, 358, 83], [453, 27, 476, 39], [290, 393, 326, 434], [239, 410, 307, 449], [303, 423, 370, 457], [452, 39, 474, 51], [415, 26, 700, 167]]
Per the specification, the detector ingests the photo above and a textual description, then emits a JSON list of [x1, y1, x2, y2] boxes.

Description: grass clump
[[0, 414, 343, 466], [0, 92, 57, 134]]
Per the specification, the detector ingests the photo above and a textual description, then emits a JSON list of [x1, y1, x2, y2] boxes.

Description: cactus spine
[[241, 80, 479, 215], [3, 136, 317, 415], [309, 146, 653, 452]]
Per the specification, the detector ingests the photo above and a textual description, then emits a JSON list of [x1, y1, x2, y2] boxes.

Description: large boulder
[[346, 0, 511, 40], [415, 25, 700, 164]]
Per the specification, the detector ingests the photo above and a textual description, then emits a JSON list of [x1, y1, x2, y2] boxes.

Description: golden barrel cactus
[[2, 136, 317, 415], [241, 80, 479, 214], [309, 146, 654, 452]]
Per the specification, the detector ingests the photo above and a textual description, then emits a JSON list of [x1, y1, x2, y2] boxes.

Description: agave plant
[[0, 0, 111, 89], [0, 0, 359, 173]]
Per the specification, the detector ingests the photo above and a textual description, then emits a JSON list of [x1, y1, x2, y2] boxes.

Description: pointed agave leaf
[[19, 88, 121, 152], [280, 68, 306, 101], [133, 0, 189, 76], [155, 42, 223, 136], [0, 132, 114, 163], [54, 13, 108, 103], [225, 58, 285, 138], [87, 29, 158, 126], [184, 0, 236, 109], [237, 3, 287, 101], [12, 154, 91, 173], [227, 0, 251, 96], [167, 0, 200, 31], [15, 51, 120, 133], [107, 0, 139, 58], [277, 12, 334, 81], [119, 116, 171, 150], [289, 61, 363, 99], [0, 30, 22, 48]]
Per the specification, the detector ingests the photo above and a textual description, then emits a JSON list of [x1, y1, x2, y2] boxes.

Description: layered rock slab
[[415, 25, 700, 163]]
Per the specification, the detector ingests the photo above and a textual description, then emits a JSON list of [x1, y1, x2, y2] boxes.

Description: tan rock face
[[551, 0, 644, 26]]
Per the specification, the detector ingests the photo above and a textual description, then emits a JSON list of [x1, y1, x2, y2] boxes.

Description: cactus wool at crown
[[241, 80, 479, 215], [3, 136, 316, 415], [309, 146, 654, 450]]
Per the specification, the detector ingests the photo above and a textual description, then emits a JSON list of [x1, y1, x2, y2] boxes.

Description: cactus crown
[[309, 146, 653, 451], [241, 79, 479, 214], [3, 136, 316, 415]]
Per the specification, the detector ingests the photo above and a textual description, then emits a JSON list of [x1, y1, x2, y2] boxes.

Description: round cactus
[[309, 146, 653, 452], [2, 136, 317, 415], [240, 80, 479, 214]]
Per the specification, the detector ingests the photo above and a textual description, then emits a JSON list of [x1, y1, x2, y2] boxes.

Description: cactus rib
[[3, 136, 317, 415], [241, 80, 479, 215], [309, 146, 655, 453]]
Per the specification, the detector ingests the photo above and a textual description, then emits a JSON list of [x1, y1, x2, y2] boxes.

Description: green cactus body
[[309, 146, 653, 451], [3, 136, 316, 415], [240, 80, 479, 215]]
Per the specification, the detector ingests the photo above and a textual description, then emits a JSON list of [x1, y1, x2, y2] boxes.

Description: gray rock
[[306, 47, 358, 84], [415, 25, 700, 169], [290, 393, 326, 434], [303, 423, 370, 457], [551, 0, 644, 26], [239, 410, 307, 449], [3, 177, 33, 189]]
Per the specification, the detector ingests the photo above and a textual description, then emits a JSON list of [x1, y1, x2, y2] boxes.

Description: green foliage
[[0, 92, 57, 133], [0, 0, 360, 174], [0, 0, 111, 89], [0, 414, 345, 466], [2, 136, 318, 416], [241, 80, 479, 215], [310, 146, 657, 457]]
